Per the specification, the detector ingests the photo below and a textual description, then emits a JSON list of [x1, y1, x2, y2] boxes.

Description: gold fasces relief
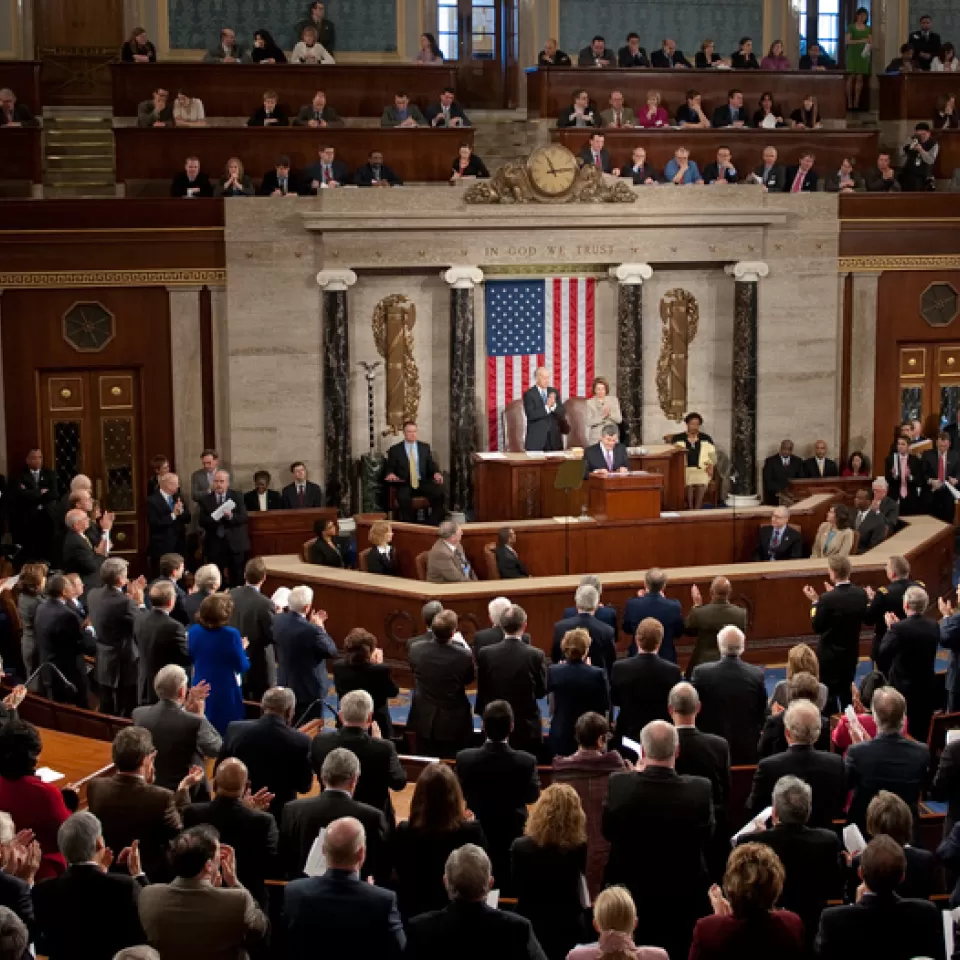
[[656, 289, 700, 420], [373, 295, 420, 437]]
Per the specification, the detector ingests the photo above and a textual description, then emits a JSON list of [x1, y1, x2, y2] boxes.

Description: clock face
[[63, 302, 115, 352], [527, 144, 579, 198]]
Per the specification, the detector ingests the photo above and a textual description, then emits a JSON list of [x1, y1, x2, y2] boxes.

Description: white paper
[[947, 728, 960, 744], [486, 888, 500, 909], [578, 873, 591, 909], [731, 807, 771, 846], [843, 824, 866, 856], [945, 481, 960, 502], [35, 766, 63, 783], [211, 497, 236, 521], [944, 907, 960, 959], [524, 452, 546, 459], [660, 512, 681, 518], [862, 43, 871, 57], [401, 754, 442, 763], [476, 452, 506, 460], [304, 828, 327, 876], [621, 736, 644, 758]]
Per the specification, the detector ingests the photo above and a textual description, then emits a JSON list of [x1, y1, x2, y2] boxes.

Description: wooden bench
[[0, 128, 42, 194], [879, 73, 960, 121]]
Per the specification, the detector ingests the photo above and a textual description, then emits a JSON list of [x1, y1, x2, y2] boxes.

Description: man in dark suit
[[751, 146, 786, 191], [281, 461, 323, 509], [864, 553, 917, 662], [408, 599, 443, 650], [170, 156, 213, 198], [650, 37, 691, 67], [761, 439, 804, 504], [456, 701, 541, 895], [149, 552, 190, 626], [746, 699, 845, 827], [494, 526, 528, 578], [33, 575, 89, 707], [885, 435, 923, 516], [576, 132, 618, 175], [711, 88, 751, 127], [473, 597, 530, 655], [86, 557, 144, 717], [691, 625, 766, 765], [845, 686, 929, 832], [612, 619, 682, 747], [145, 471, 190, 575], [702, 146, 739, 185], [617, 33, 648, 67], [622, 568, 683, 662], [134, 579, 190, 706], [851, 487, 889, 553], [556, 89, 601, 128], [583, 424, 629, 476], [280, 747, 388, 882], [285, 815, 405, 960], [61, 509, 106, 596], [602, 721, 713, 959], [11, 448, 58, 563], [523, 367, 565, 451], [382, 420, 445, 524], [196, 469, 249, 588], [815, 835, 944, 959], [243, 470, 282, 512], [274, 586, 337, 723], [407, 608, 475, 757], [218, 686, 315, 822], [921, 430, 960, 523], [257, 155, 300, 196], [552, 584, 616, 676], [869, 476, 901, 531], [785, 152, 820, 192], [577, 35, 614, 67], [477, 605, 548, 756], [246, 91, 289, 127], [304, 144, 350, 190], [425, 87, 471, 127], [354, 149, 403, 186], [561, 574, 619, 637], [310, 689, 406, 825], [229, 557, 276, 701], [32, 810, 146, 960], [909, 14, 941, 69], [805, 555, 868, 711], [803, 439, 840, 478], [182, 758, 279, 908], [755, 505, 804, 561]]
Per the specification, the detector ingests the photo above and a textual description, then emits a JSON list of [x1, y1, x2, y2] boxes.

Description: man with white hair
[[561, 574, 619, 637], [755, 505, 803, 561], [426, 519, 476, 583], [310, 689, 406, 824], [877, 584, 939, 740], [196, 468, 249, 588], [864, 554, 920, 663], [183, 562, 221, 624], [0, 908, 28, 960], [522, 366, 566, 452], [146, 471, 190, 579], [284, 817, 404, 960], [61, 507, 108, 594], [869, 476, 900, 531], [273, 584, 337, 722], [551, 582, 616, 675], [691, 624, 766, 764], [473, 596, 530, 655], [602, 720, 713, 959]]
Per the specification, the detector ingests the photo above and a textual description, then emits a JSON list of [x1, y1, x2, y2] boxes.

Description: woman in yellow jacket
[[811, 503, 856, 558]]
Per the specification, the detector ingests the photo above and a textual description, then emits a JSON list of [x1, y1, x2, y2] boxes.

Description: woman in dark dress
[[333, 628, 398, 738], [252, 29, 287, 63], [670, 411, 715, 509], [121, 26, 157, 62], [365, 519, 400, 576], [547, 628, 609, 758], [308, 518, 344, 567], [392, 762, 487, 920], [511, 784, 590, 960], [451, 144, 490, 180]]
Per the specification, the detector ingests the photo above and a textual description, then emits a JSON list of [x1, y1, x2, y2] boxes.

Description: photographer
[[899, 122, 938, 191]]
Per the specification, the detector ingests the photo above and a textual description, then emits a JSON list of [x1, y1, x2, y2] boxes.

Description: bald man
[[522, 367, 566, 451], [755, 506, 803, 561], [183, 758, 278, 906]]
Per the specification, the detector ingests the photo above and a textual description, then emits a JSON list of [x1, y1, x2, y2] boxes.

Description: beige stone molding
[[725, 261, 770, 283], [0, 269, 226, 289], [316, 269, 358, 292], [609, 263, 653, 286], [442, 267, 484, 289]]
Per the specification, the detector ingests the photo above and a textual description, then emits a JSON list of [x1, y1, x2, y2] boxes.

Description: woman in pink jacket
[[567, 886, 668, 960]]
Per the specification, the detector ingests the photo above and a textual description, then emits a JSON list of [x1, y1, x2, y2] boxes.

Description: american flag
[[484, 277, 596, 450]]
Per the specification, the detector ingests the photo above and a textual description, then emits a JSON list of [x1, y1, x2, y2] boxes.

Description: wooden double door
[[39, 369, 142, 560]]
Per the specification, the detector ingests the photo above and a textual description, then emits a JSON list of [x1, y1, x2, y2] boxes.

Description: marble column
[[725, 261, 769, 505], [849, 271, 881, 458], [165, 286, 204, 482], [443, 267, 483, 518], [610, 263, 653, 446], [317, 269, 358, 516]]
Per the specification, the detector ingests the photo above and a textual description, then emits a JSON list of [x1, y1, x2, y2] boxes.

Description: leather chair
[[300, 537, 316, 562], [414, 550, 429, 581], [502, 396, 590, 451], [483, 543, 499, 580], [386, 483, 431, 521], [358, 547, 371, 572]]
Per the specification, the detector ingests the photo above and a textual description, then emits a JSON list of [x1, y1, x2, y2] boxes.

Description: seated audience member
[[899, 122, 938, 191], [252, 28, 286, 63], [382, 91, 427, 127], [812, 503, 855, 558], [703, 146, 738, 185], [790, 94, 823, 128], [213, 157, 254, 197], [122, 26, 156, 61], [756, 505, 803, 560], [861, 790, 937, 899], [495, 526, 528, 578], [825, 157, 864, 192], [762, 438, 803, 502], [933, 93, 958, 129], [426, 87, 471, 127], [885, 43, 915, 72], [32, 811, 146, 960], [547, 628, 609, 758], [618, 33, 649, 68], [557, 89, 601, 128], [622, 567, 684, 663], [636, 90, 669, 128], [731, 36, 760, 68], [282, 460, 322, 508], [570, 887, 668, 960], [333, 628, 398, 736], [202, 27, 250, 62], [294, 90, 343, 127], [170, 156, 212, 198], [843, 449, 872, 476], [511, 784, 589, 959], [172, 91, 205, 127], [292, 24, 335, 63], [691, 842, 804, 959], [579, 35, 615, 67], [0, 88, 38, 127], [384, 419, 445, 524], [664, 146, 703, 185], [749, 145, 786, 191], [692, 625, 766, 764], [354, 149, 403, 186], [815, 835, 944, 959], [799, 42, 835, 69], [584, 423, 628, 475], [769, 643, 829, 711], [761, 39, 791, 69], [552, 584, 616, 674], [651, 37, 691, 68], [137, 88, 173, 128], [246, 89, 289, 127], [753, 91, 785, 128], [139, 825, 268, 956], [601, 90, 636, 127], [258, 155, 300, 196], [365, 519, 400, 576], [684, 577, 747, 675], [295, 1, 336, 51], [676, 90, 711, 127], [621, 146, 658, 184], [695, 39, 726, 68], [304, 144, 349, 189], [243, 470, 281, 511], [414, 32, 444, 64], [405, 844, 547, 960], [932, 41, 958, 71], [538, 37, 571, 66], [849, 487, 887, 553], [711, 89, 750, 127], [451, 143, 490, 180]]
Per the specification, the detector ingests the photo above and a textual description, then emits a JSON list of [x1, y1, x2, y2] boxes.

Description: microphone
[[23, 661, 77, 695], [294, 697, 336, 728]]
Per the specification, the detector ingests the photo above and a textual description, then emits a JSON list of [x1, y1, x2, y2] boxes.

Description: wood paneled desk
[[787, 475, 868, 505], [0, 61, 42, 114], [552, 128, 881, 175], [526, 67, 848, 121], [38, 728, 114, 804], [0, 128, 43, 186], [114, 127, 474, 187], [110, 63, 460, 118], [879, 73, 959, 121], [472, 446, 686, 520], [934, 130, 960, 178], [248, 506, 337, 557]]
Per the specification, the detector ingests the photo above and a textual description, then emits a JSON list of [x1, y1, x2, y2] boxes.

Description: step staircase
[[42, 108, 116, 197]]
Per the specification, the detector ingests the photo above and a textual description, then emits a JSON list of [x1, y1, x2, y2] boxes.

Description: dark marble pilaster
[[611, 264, 652, 445], [317, 269, 357, 515]]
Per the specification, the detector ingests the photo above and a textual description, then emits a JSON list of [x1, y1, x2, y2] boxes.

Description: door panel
[[438, 0, 509, 107], [896, 342, 960, 440]]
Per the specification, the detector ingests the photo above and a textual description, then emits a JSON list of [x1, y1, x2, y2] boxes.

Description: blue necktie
[[167, 494, 174, 510], [541, 388, 547, 404]]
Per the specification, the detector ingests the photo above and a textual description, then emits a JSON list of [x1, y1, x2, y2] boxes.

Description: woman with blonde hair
[[365, 519, 399, 576], [213, 157, 254, 197], [567, 886, 668, 960], [636, 90, 668, 127], [768, 642, 829, 711], [512, 784, 590, 959]]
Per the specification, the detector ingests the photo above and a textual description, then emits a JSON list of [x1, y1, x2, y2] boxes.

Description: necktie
[[167, 494, 174, 510], [605, 448, 613, 470], [540, 388, 547, 404], [857, 510, 865, 528], [297, 485, 304, 506], [818, 459, 824, 477], [315, 111, 321, 122], [900, 455, 908, 498], [373, 166, 381, 180], [782, 457, 789, 467], [616, 111, 621, 127], [32, 471, 38, 483], [791, 170, 804, 193], [280, 176, 287, 194], [594, 153, 601, 168], [772, 528, 782, 549], [409, 445, 419, 490], [458, 550, 471, 577], [217, 493, 223, 505], [323, 165, 330, 183], [940, 455, 946, 482]]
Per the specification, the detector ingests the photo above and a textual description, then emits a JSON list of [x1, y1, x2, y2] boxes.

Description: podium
[[587, 473, 663, 521]]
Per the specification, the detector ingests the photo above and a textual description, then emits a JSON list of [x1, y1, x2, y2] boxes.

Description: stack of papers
[[304, 828, 327, 876], [35, 767, 63, 784], [731, 807, 771, 846]]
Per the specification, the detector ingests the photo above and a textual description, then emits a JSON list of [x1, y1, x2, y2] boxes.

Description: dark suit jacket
[[354, 162, 403, 186], [711, 105, 752, 127], [32, 863, 145, 960], [676, 725, 730, 813], [473, 625, 531, 656], [622, 162, 658, 184], [294, 104, 343, 126], [196, 489, 250, 554], [747, 744, 845, 828], [285, 869, 404, 960], [243, 488, 282, 511], [522, 385, 565, 452], [551, 612, 616, 675], [495, 543, 529, 578], [802, 456, 839, 478], [757, 712, 831, 757], [366, 545, 400, 576], [183, 588, 211, 624], [864, 576, 917, 661], [702, 161, 739, 185], [878, 613, 939, 736], [146, 488, 190, 557], [621, 593, 682, 662], [304, 159, 350, 188], [407, 638, 475, 745], [61, 529, 103, 592], [583, 441, 628, 475], [853, 507, 888, 552], [650, 48, 691, 67], [752, 162, 787, 191], [617, 46, 649, 67], [784, 166, 819, 191], [476, 638, 548, 746], [281, 480, 324, 509], [424, 100, 471, 126], [576, 146, 613, 173], [246, 105, 290, 126], [761, 453, 804, 503], [884, 451, 923, 504], [34, 598, 88, 700], [755, 524, 804, 561], [577, 45, 614, 66], [684, 602, 748, 675], [611, 653, 683, 743], [86, 584, 140, 689], [547, 661, 609, 756], [0, 869, 34, 948], [229, 584, 276, 699], [921, 448, 960, 484], [146, 576, 190, 626], [170, 171, 214, 198], [845, 733, 930, 831], [811, 582, 868, 695], [134, 608, 190, 705], [274, 610, 337, 713], [556, 106, 601, 128], [692, 656, 767, 765], [257, 167, 302, 196], [384, 439, 439, 487]]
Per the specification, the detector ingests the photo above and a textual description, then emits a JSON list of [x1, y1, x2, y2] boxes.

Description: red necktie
[[940, 455, 946, 482], [594, 154, 601, 168], [791, 170, 804, 193], [900, 455, 908, 498], [298, 486, 304, 506], [616, 112, 621, 127]]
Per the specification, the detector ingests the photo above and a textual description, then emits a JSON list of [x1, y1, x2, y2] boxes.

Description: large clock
[[63, 302, 115, 352], [527, 144, 579, 201]]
